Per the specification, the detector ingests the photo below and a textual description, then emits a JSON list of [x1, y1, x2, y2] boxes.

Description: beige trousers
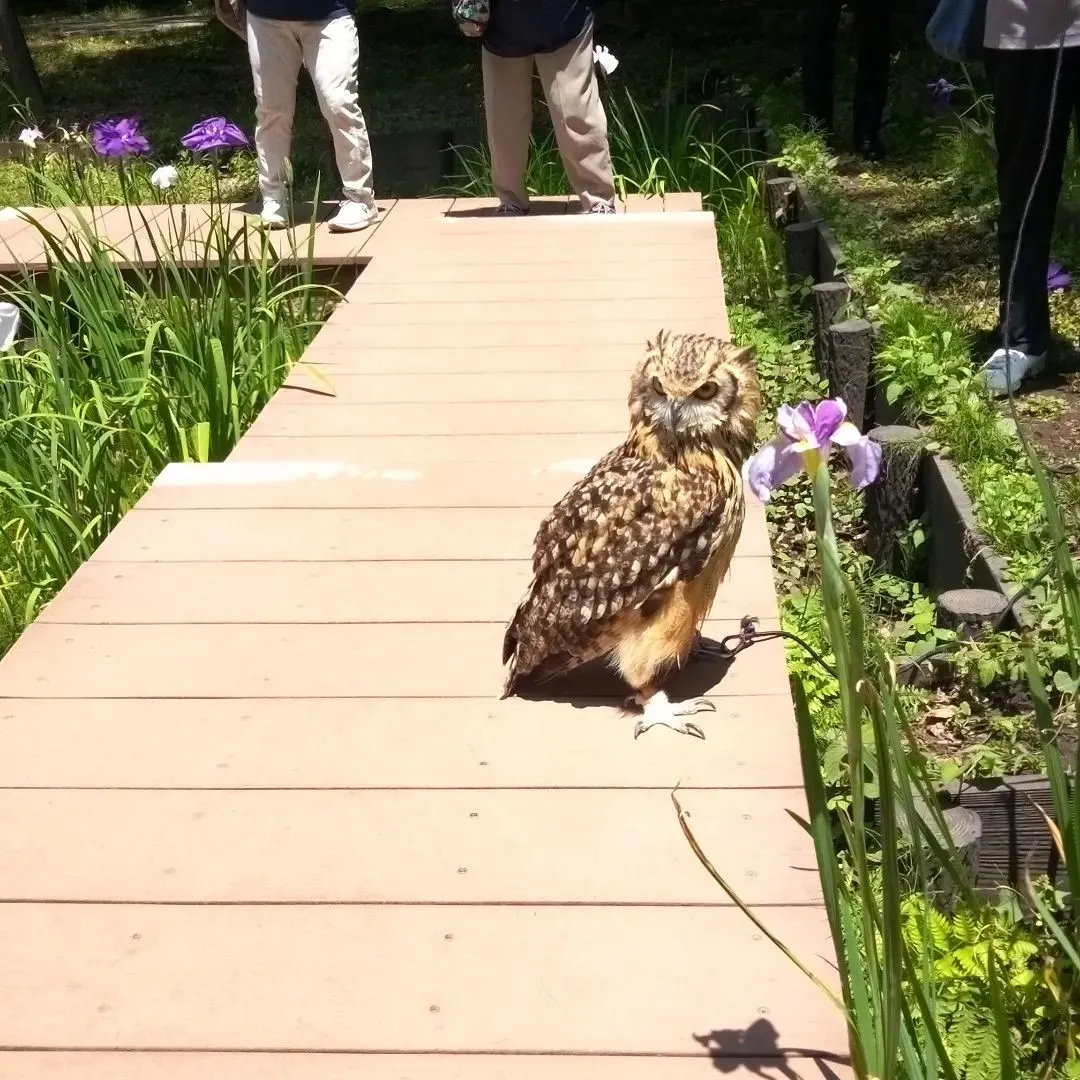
[[481, 22, 616, 211], [246, 11, 375, 208]]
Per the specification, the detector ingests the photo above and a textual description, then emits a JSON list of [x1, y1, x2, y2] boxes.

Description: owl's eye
[[694, 380, 719, 401], [651, 376, 666, 396]]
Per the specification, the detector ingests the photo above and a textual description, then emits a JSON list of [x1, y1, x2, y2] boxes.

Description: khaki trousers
[[481, 22, 616, 211], [246, 11, 376, 208]]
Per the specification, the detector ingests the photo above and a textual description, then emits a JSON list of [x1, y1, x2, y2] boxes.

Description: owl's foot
[[629, 690, 712, 740]]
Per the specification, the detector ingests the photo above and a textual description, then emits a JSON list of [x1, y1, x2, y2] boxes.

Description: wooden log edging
[[761, 122, 1034, 630]]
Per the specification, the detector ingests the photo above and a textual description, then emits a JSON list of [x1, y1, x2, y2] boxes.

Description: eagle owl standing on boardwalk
[[501, 331, 762, 739]]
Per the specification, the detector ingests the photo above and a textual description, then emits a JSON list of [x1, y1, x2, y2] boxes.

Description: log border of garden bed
[[757, 130, 1064, 899], [761, 150, 1034, 632]]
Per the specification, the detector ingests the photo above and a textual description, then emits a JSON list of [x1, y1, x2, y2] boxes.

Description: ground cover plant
[[751, 42, 1080, 783]]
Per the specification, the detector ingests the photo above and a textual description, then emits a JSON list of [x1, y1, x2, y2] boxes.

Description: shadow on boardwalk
[[698, 1017, 850, 1079], [512, 635, 736, 708]]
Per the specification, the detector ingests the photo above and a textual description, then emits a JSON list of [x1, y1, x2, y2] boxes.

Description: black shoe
[[855, 132, 886, 161]]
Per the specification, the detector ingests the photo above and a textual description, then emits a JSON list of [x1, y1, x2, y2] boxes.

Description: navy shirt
[[483, 0, 595, 57], [245, 0, 352, 21]]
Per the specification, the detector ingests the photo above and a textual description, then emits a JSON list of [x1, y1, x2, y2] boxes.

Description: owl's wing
[[501, 448, 730, 690]]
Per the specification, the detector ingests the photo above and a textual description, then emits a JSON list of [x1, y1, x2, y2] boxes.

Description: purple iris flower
[[1048, 261, 1072, 293], [928, 77, 955, 113], [181, 117, 249, 153], [90, 117, 150, 158], [745, 398, 882, 503]]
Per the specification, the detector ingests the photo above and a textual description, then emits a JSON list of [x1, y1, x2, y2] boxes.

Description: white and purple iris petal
[[744, 397, 883, 502]]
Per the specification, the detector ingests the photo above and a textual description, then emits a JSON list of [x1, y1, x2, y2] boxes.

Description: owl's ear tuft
[[723, 344, 756, 370]]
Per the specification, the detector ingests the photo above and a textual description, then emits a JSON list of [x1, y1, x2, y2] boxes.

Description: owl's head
[[628, 330, 761, 464]]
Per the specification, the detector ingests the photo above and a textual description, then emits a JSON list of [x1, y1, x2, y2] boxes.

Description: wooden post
[[865, 424, 925, 569], [937, 588, 1010, 636], [784, 221, 818, 292], [766, 177, 797, 229], [897, 798, 982, 912], [810, 281, 850, 376], [824, 318, 874, 430], [0, 0, 44, 115]]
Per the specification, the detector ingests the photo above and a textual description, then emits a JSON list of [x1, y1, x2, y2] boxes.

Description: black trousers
[[801, 0, 893, 141], [987, 47, 1080, 356]]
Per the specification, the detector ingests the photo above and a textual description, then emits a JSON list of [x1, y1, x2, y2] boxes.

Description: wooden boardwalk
[[0, 195, 849, 1078]]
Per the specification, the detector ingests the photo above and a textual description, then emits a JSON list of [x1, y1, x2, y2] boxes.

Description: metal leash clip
[[718, 614, 762, 657]]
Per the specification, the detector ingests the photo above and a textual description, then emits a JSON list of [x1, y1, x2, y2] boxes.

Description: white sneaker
[[588, 201, 617, 214], [494, 202, 528, 217], [259, 198, 288, 230], [981, 347, 1046, 396], [327, 200, 377, 232]]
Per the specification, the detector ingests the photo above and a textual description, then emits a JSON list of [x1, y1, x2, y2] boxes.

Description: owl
[[501, 330, 762, 739]]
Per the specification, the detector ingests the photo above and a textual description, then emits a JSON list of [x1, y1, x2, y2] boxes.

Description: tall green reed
[[0, 163, 337, 652]]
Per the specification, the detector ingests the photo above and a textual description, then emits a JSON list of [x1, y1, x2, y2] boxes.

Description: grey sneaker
[[327, 200, 378, 233], [259, 198, 289, 230], [981, 347, 1046, 397], [494, 202, 528, 216]]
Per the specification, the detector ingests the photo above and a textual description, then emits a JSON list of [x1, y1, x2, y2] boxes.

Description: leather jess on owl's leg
[[690, 634, 729, 664], [626, 687, 713, 740]]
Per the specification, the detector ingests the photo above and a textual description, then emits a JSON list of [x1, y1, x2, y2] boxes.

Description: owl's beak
[[665, 399, 685, 434]]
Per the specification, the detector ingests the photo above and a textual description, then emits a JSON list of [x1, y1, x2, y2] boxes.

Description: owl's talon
[[631, 691, 712, 739]]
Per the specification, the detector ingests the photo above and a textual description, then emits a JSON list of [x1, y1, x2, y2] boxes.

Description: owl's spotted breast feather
[[501, 444, 744, 691]]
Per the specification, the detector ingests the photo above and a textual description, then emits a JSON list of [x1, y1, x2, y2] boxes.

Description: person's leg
[[851, 0, 891, 157], [801, 0, 843, 137], [481, 46, 535, 212], [301, 12, 377, 230], [536, 21, 616, 212], [983, 47, 1078, 392], [246, 13, 303, 222]]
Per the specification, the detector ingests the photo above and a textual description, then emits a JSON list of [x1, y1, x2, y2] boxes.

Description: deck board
[[0, 619, 785, 698], [0, 194, 847, 1075], [0, 787, 816, 904], [0, 905, 839, 1055], [89, 505, 770, 562], [0, 696, 803, 790], [38, 556, 779, 625], [0, 1053, 851, 1080]]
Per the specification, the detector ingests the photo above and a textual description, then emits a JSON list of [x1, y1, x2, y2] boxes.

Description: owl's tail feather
[[501, 619, 522, 698], [500, 662, 518, 700]]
